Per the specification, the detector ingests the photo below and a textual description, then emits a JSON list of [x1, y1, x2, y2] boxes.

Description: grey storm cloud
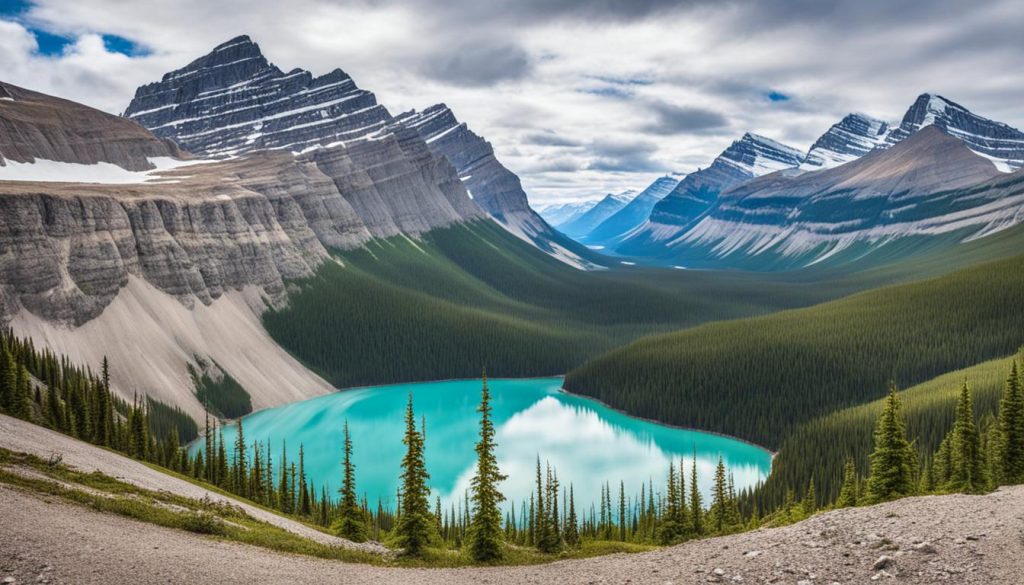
[[640, 100, 730, 136], [585, 139, 663, 172], [418, 42, 533, 86], [523, 131, 584, 147]]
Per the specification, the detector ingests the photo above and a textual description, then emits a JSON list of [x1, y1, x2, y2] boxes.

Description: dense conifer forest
[[565, 253, 1024, 447], [263, 222, 862, 388], [3, 322, 1024, 563]]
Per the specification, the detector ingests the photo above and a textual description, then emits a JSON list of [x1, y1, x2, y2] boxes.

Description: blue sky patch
[[0, 0, 31, 17], [103, 34, 147, 56], [766, 90, 791, 102], [31, 28, 72, 56]]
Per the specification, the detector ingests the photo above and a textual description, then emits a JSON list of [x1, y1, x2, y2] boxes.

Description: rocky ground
[[2, 413, 1023, 584]]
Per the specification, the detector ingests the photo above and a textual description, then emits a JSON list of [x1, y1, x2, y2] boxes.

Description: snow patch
[[0, 157, 214, 184]]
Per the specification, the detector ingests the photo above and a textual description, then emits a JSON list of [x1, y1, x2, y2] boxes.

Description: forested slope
[[263, 221, 854, 388], [564, 253, 1024, 448], [756, 352, 1020, 510]]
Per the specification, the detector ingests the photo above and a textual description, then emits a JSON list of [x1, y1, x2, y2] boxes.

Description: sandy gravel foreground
[[3, 413, 1024, 584], [0, 414, 384, 553]]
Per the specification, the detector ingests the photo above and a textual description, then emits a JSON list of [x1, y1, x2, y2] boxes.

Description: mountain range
[[599, 93, 1024, 269], [556, 190, 636, 238]]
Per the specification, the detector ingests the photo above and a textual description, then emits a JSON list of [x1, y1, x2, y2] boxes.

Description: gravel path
[[0, 414, 385, 554], [3, 413, 1023, 584]]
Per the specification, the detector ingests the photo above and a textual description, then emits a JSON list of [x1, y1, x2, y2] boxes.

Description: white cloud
[[3, 0, 1022, 204]]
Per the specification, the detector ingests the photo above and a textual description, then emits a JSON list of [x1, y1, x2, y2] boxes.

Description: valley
[[2, 6, 1024, 581]]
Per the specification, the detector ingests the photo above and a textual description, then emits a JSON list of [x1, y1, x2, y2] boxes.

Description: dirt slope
[[2, 414, 1023, 584]]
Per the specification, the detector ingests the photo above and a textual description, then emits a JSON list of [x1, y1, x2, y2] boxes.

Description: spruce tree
[[298, 445, 311, 516], [0, 343, 15, 412], [689, 456, 703, 535], [234, 419, 247, 496], [338, 420, 367, 542], [395, 393, 434, 555], [865, 386, 917, 503], [708, 457, 729, 534], [658, 460, 684, 544], [564, 484, 580, 547], [801, 478, 816, 516], [947, 380, 986, 493], [998, 362, 1024, 483], [468, 374, 506, 561], [837, 458, 859, 508]]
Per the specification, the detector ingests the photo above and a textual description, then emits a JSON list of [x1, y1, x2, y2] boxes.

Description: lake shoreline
[[207, 374, 775, 461]]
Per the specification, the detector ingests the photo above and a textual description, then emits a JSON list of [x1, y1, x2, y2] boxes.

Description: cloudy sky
[[2, 0, 1022, 204]]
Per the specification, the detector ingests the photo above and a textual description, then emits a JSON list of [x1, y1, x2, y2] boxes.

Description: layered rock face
[[395, 104, 602, 267], [123, 36, 390, 157], [884, 94, 1024, 170], [617, 134, 804, 254], [123, 36, 485, 237], [800, 113, 889, 171], [664, 127, 1023, 268], [1, 82, 184, 170]]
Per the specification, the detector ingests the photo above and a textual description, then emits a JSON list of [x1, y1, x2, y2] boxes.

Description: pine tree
[[468, 374, 507, 561], [234, 419, 247, 497], [689, 456, 703, 535], [533, 457, 550, 550], [658, 460, 684, 544], [394, 393, 434, 555], [946, 380, 986, 493], [998, 362, 1024, 484], [278, 441, 291, 513], [564, 484, 580, 547], [338, 420, 366, 542], [837, 458, 859, 507], [801, 477, 816, 516], [708, 457, 730, 534], [0, 343, 15, 412], [865, 386, 917, 503], [298, 445, 311, 516]]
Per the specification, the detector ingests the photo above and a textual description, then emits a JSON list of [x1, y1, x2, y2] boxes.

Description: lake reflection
[[200, 378, 771, 512]]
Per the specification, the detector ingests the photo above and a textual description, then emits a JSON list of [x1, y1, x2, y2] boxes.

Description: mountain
[[884, 93, 1024, 171], [557, 190, 636, 238], [580, 175, 680, 246], [536, 200, 598, 226], [661, 126, 1023, 269], [1, 81, 185, 170], [800, 113, 890, 171], [124, 36, 595, 267], [394, 104, 602, 268], [616, 133, 804, 255]]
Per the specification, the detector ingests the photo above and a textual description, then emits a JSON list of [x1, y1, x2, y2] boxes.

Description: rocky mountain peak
[[885, 93, 1024, 170], [124, 37, 388, 157], [800, 112, 890, 171], [719, 133, 804, 177]]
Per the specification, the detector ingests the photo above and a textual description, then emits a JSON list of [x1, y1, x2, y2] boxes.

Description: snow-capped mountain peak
[[718, 133, 805, 177], [800, 113, 890, 171], [885, 93, 1024, 170]]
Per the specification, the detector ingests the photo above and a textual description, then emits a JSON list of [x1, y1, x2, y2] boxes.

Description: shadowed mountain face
[[558, 190, 636, 238], [1, 81, 184, 170], [395, 104, 604, 268], [580, 176, 680, 246]]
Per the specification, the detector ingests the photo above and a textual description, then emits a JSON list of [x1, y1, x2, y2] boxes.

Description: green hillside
[[564, 253, 1024, 448], [757, 351, 1021, 509], [263, 220, 856, 389]]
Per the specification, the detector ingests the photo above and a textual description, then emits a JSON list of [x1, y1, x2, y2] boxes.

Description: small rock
[[743, 550, 762, 558], [872, 556, 895, 571], [965, 535, 979, 541], [870, 570, 894, 581], [713, 568, 726, 576], [797, 580, 812, 585], [3, 578, 16, 584], [913, 542, 938, 554]]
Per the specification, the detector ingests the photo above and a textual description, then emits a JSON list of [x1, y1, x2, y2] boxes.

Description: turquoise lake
[[202, 378, 772, 511]]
